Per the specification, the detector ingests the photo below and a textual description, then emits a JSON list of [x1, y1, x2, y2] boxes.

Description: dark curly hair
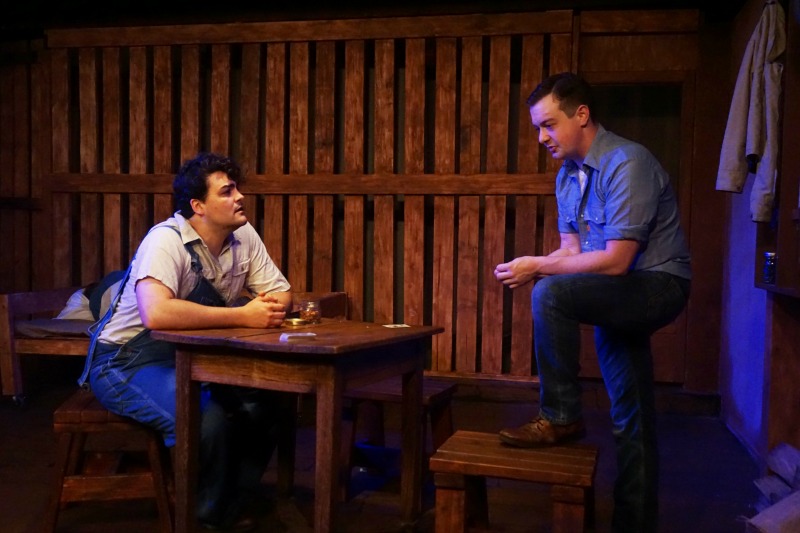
[[172, 153, 245, 219], [526, 72, 594, 120]]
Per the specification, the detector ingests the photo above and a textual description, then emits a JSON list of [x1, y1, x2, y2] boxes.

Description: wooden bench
[[429, 430, 598, 533], [44, 388, 173, 532], [0, 287, 90, 402], [342, 376, 457, 499]]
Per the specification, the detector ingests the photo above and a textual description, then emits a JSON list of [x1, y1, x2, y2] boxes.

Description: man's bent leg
[[590, 271, 688, 533], [596, 328, 658, 533]]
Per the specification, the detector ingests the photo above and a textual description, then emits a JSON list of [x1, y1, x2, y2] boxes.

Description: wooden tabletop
[[151, 318, 443, 355]]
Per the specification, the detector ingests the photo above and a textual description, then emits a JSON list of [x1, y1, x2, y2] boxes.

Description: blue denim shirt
[[555, 126, 691, 280]]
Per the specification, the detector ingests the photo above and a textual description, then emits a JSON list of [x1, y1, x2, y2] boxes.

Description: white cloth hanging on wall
[[715, 0, 786, 222]]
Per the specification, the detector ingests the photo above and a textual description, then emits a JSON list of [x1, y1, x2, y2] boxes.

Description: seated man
[[79, 152, 291, 531]]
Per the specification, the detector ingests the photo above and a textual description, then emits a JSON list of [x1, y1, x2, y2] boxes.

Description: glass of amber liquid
[[299, 299, 321, 323]]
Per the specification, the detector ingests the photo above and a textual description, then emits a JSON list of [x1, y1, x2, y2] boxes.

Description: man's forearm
[[141, 298, 251, 330]]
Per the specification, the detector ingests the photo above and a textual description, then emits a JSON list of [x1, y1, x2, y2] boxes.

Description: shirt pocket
[[584, 206, 606, 250], [559, 199, 581, 229]]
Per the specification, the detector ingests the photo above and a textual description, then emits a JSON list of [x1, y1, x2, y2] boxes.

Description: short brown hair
[[526, 72, 594, 119]]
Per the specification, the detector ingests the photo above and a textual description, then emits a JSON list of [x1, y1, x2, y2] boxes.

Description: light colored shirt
[[98, 212, 290, 344], [556, 125, 691, 280]]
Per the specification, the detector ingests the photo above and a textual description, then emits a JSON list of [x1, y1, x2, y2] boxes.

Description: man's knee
[[531, 275, 566, 313]]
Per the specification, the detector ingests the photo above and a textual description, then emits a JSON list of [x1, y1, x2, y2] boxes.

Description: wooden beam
[[45, 11, 573, 48], [580, 10, 699, 34], [45, 173, 557, 195]]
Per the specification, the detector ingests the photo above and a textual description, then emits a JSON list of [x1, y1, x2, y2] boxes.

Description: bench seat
[[429, 430, 598, 533]]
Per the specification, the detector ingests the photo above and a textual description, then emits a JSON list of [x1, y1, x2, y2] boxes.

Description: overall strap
[[78, 223, 180, 387], [78, 261, 133, 387]]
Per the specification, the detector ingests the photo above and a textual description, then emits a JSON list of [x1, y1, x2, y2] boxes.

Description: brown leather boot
[[499, 416, 586, 447]]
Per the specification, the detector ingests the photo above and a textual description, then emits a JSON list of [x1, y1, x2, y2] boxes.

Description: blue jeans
[[88, 333, 280, 526], [532, 271, 689, 533]]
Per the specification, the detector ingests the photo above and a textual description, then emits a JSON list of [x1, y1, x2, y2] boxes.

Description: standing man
[[494, 73, 690, 533], [79, 152, 292, 531]]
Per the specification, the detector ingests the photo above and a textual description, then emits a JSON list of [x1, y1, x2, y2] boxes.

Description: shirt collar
[[172, 212, 239, 253], [564, 123, 608, 175]]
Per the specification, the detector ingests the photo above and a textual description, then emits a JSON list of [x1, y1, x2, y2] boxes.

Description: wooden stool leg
[[551, 485, 588, 533], [434, 473, 468, 533], [146, 434, 174, 533], [586, 485, 595, 530], [465, 475, 489, 528], [428, 402, 454, 451], [65, 432, 86, 476], [43, 431, 75, 533]]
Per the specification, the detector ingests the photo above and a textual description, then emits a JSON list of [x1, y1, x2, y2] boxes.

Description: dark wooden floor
[[2, 358, 760, 532]]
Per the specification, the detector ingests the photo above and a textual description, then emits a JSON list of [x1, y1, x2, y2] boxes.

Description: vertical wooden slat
[[549, 33, 573, 77], [239, 43, 260, 219], [79, 48, 101, 285], [210, 45, 230, 155], [0, 66, 14, 292], [403, 38, 426, 326], [456, 36, 482, 373], [153, 46, 173, 223], [31, 48, 54, 289], [51, 49, 72, 288], [78, 49, 98, 172], [542, 196, 560, 255], [312, 41, 335, 293], [481, 36, 511, 375], [678, 74, 695, 232], [518, 35, 544, 174], [516, 36, 547, 377], [433, 37, 456, 371], [263, 43, 286, 271], [486, 37, 510, 173], [180, 45, 200, 163], [373, 39, 395, 324], [12, 65, 30, 291], [128, 47, 149, 258], [546, 34, 572, 175], [510, 197, 537, 376], [102, 47, 123, 274], [481, 197, 506, 375], [288, 42, 309, 291], [343, 40, 365, 321], [570, 13, 580, 74]]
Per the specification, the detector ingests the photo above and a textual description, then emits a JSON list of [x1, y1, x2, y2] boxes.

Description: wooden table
[[152, 319, 442, 533]]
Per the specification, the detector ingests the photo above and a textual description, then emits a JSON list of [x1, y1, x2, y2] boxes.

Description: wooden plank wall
[[33, 12, 575, 380], [0, 9, 703, 384]]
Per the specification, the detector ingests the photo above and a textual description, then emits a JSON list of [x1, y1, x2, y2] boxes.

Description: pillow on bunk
[[56, 270, 126, 321], [15, 270, 127, 338]]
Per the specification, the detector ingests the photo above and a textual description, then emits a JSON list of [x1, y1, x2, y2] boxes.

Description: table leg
[[314, 370, 343, 533], [276, 393, 298, 497], [175, 348, 201, 533], [400, 340, 424, 521]]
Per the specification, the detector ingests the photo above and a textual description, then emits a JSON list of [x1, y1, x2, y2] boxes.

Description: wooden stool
[[43, 389, 173, 532], [341, 376, 457, 499], [429, 430, 598, 533]]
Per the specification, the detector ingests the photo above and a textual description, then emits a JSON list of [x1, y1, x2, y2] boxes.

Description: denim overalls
[[80, 226, 278, 527]]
